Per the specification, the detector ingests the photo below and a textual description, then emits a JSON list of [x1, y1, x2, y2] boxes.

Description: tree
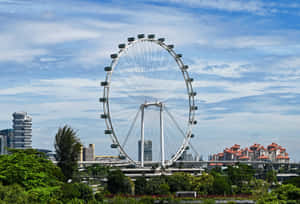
[[226, 164, 254, 188], [191, 173, 214, 195], [166, 172, 192, 193], [54, 125, 82, 181], [145, 177, 169, 195], [107, 169, 132, 194], [283, 176, 300, 188], [211, 173, 231, 195], [135, 176, 147, 195], [266, 170, 277, 185], [61, 183, 94, 202], [0, 149, 63, 189]]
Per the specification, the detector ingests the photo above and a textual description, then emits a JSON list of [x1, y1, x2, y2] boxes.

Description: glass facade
[[12, 112, 32, 149]]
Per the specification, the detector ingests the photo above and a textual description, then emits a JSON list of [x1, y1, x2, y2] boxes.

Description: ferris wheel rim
[[100, 34, 197, 166]]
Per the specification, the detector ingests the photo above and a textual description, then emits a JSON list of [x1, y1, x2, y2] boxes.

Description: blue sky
[[0, 0, 300, 161]]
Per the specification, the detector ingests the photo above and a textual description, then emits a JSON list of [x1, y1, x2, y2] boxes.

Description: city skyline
[[0, 0, 300, 161]]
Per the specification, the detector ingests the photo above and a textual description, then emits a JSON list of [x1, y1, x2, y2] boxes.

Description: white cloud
[[19, 22, 101, 45], [165, 0, 265, 14]]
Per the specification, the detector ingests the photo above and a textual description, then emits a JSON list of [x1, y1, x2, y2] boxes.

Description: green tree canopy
[[166, 172, 192, 193], [145, 176, 170, 195], [135, 176, 147, 195], [54, 125, 82, 181], [283, 176, 300, 188], [107, 169, 132, 194], [0, 149, 63, 190]]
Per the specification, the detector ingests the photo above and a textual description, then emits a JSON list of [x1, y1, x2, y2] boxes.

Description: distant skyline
[[0, 0, 299, 161]]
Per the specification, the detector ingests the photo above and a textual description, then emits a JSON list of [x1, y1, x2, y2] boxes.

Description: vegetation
[[54, 125, 82, 181], [107, 169, 132, 194], [0, 126, 299, 203], [284, 176, 300, 188]]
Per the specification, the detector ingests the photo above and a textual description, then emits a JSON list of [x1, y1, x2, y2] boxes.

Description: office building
[[138, 140, 152, 161], [179, 150, 193, 161], [0, 129, 14, 154], [83, 144, 95, 161], [79, 144, 95, 161], [12, 112, 32, 149]]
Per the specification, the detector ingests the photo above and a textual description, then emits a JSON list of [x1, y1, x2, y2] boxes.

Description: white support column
[[160, 103, 165, 167], [141, 105, 145, 167]]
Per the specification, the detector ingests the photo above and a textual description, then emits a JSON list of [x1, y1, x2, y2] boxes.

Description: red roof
[[239, 156, 249, 160], [258, 155, 269, 159], [277, 155, 289, 159], [231, 144, 240, 149], [250, 143, 260, 148], [268, 143, 278, 148], [258, 146, 266, 151]]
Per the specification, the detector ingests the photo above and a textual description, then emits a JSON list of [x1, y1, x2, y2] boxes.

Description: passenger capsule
[[176, 54, 182, 58], [191, 106, 198, 110], [111, 144, 118, 148], [190, 134, 195, 138], [104, 130, 112, 134], [191, 120, 197, 125], [137, 34, 145, 39], [104, 66, 112, 71], [128, 37, 135, 42], [148, 34, 155, 39], [185, 146, 190, 150], [110, 54, 118, 59], [158, 38, 165, 42], [99, 98, 107, 103], [101, 114, 108, 119], [187, 78, 194, 82], [168, 44, 174, 49], [119, 154, 126, 159], [118, 44, 126, 49], [189, 92, 197, 96], [183, 65, 189, 70], [101, 81, 108, 86]]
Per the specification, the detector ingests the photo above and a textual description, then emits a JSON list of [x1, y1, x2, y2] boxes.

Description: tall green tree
[[54, 125, 82, 181]]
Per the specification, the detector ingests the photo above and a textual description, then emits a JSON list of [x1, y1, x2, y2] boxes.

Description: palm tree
[[54, 125, 82, 181]]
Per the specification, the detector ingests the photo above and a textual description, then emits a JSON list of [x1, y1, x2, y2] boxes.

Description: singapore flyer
[[100, 34, 197, 167]]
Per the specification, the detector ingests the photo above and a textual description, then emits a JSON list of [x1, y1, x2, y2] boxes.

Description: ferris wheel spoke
[[165, 106, 199, 157], [122, 108, 141, 148]]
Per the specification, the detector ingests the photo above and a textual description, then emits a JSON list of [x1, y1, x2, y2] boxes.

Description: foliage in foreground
[[55, 125, 82, 181], [0, 149, 64, 189]]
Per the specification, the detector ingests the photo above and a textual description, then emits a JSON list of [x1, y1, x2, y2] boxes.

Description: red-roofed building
[[211, 143, 289, 163]]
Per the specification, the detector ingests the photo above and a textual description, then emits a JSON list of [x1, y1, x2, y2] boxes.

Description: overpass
[[72, 160, 300, 171]]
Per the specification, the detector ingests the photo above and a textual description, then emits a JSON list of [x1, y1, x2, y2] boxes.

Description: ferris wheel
[[100, 34, 198, 167]]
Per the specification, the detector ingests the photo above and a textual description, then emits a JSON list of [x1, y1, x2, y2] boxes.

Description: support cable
[[164, 107, 199, 157], [122, 108, 141, 148]]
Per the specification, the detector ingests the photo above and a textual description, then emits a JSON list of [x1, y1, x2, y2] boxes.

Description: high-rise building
[[0, 135, 6, 154], [0, 129, 14, 152], [79, 144, 95, 161], [12, 112, 32, 149], [138, 140, 152, 161], [83, 144, 95, 161], [179, 150, 193, 161]]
